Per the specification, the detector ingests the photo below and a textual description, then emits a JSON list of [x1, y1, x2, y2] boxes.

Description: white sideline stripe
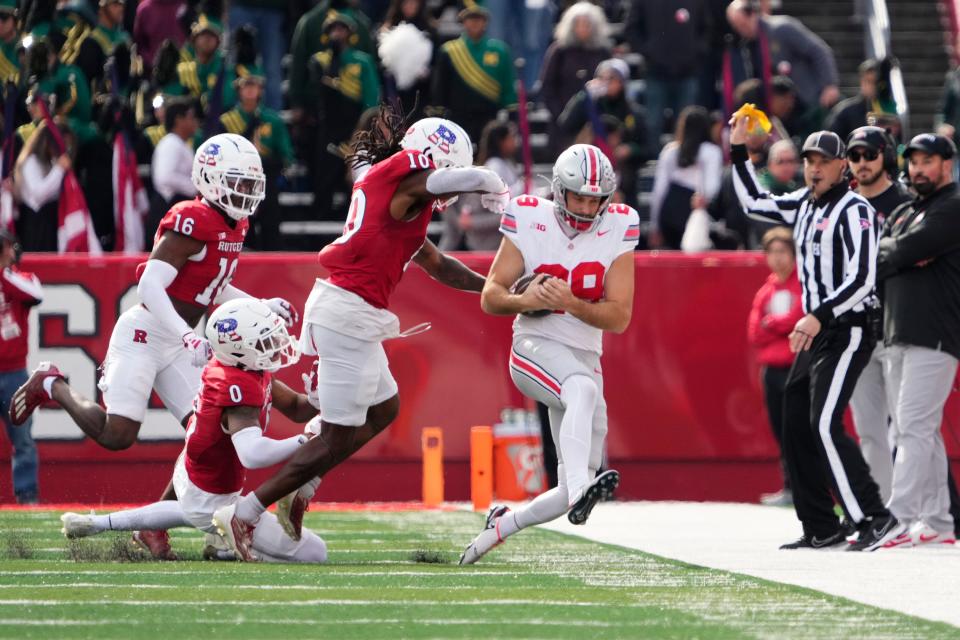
[[0, 569, 525, 577], [818, 326, 865, 522], [538, 502, 960, 628], [0, 618, 622, 628], [0, 599, 638, 608], [0, 584, 491, 591]]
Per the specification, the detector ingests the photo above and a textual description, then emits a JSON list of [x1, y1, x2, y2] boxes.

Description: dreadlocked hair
[[345, 101, 415, 170]]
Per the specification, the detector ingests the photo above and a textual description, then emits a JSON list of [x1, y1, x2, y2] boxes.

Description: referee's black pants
[[783, 324, 890, 538]]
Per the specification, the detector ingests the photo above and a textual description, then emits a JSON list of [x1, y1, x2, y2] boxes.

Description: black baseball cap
[[801, 131, 845, 160], [902, 133, 957, 160], [846, 126, 890, 152]]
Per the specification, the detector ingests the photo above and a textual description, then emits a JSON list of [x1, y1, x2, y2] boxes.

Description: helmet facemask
[[249, 323, 300, 372], [217, 169, 266, 220]]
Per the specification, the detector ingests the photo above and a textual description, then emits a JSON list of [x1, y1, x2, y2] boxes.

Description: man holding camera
[[877, 134, 960, 547]]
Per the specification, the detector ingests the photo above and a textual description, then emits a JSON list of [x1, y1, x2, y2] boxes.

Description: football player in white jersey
[[460, 144, 639, 565]]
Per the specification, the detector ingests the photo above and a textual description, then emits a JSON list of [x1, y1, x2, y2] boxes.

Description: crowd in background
[[0, 0, 953, 253]]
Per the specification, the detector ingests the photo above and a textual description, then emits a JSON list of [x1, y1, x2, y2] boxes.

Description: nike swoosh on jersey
[[597, 230, 610, 237]]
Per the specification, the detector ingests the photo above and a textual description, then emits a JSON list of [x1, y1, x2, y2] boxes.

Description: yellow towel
[[733, 103, 772, 135]]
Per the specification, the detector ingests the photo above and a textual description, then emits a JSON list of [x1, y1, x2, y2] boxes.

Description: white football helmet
[[400, 117, 473, 169], [192, 133, 266, 221], [552, 144, 617, 233], [205, 298, 299, 372]]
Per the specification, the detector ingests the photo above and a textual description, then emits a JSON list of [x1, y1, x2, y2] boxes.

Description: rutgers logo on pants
[[133, 329, 148, 344]]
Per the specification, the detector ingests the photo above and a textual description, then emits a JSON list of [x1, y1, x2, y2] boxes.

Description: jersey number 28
[[534, 261, 606, 308]]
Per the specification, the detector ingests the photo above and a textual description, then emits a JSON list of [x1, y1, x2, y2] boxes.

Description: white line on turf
[[538, 501, 960, 628], [0, 599, 641, 607]]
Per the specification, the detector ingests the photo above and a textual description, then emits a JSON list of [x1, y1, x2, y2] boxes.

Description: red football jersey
[[318, 150, 436, 309], [137, 198, 249, 310], [0, 267, 43, 372], [184, 359, 272, 494]]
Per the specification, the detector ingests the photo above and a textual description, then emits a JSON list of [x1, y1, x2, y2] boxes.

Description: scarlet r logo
[[133, 329, 148, 344]]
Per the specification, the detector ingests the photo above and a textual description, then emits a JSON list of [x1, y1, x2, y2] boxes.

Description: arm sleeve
[[812, 202, 876, 323], [426, 167, 506, 195], [18, 157, 65, 212], [730, 144, 806, 225], [877, 204, 960, 277], [137, 259, 195, 337], [230, 426, 306, 469], [1, 269, 43, 304], [213, 284, 252, 304]]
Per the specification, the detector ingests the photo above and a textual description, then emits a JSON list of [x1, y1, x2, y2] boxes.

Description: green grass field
[[0, 507, 954, 639]]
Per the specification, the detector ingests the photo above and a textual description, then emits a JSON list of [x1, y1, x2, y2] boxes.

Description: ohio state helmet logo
[[427, 125, 457, 154]]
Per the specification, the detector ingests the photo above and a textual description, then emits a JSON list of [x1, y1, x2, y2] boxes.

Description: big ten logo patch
[[427, 124, 457, 155], [506, 442, 546, 494], [133, 329, 148, 344]]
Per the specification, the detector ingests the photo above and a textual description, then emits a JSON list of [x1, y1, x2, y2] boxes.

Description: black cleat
[[847, 514, 906, 552], [779, 530, 847, 550], [568, 470, 619, 525]]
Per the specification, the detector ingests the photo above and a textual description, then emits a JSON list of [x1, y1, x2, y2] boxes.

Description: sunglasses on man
[[847, 148, 880, 163]]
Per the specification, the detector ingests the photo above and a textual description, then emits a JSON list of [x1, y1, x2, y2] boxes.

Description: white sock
[[97, 501, 190, 531], [42, 376, 56, 399], [236, 492, 266, 524], [498, 463, 570, 539], [558, 376, 598, 503]]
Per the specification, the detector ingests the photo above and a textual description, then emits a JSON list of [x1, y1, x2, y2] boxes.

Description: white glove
[[181, 331, 212, 367], [480, 187, 510, 214], [263, 297, 299, 327], [301, 360, 321, 410]]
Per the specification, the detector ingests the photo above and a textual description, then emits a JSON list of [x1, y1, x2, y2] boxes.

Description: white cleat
[[212, 504, 258, 562], [909, 522, 956, 547], [459, 504, 510, 566], [60, 512, 98, 539]]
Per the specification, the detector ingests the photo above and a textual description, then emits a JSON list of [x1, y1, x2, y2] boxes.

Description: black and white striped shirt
[[731, 145, 877, 324]]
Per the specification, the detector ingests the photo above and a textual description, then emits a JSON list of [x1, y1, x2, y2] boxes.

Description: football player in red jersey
[[217, 109, 512, 553], [61, 299, 328, 563], [10, 133, 296, 558]]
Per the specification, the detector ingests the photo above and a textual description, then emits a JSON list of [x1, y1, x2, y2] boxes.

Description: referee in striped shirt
[[729, 114, 902, 551]]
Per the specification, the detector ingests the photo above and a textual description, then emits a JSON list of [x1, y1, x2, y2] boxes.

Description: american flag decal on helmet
[[428, 125, 457, 154]]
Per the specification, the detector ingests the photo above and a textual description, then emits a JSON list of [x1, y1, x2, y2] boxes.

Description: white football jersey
[[500, 195, 639, 354]]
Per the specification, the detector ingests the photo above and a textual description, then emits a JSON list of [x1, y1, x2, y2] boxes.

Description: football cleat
[[779, 531, 846, 550], [568, 470, 620, 525], [132, 529, 178, 560], [10, 362, 63, 426], [847, 515, 906, 552], [906, 522, 956, 547], [212, 504, 258, 562], [459, 504, 510, 566], [276, 491, 309, 542], [202, 533, 237, 561], [60, 512, 98, 539]]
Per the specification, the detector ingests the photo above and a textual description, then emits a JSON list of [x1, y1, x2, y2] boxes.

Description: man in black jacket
[[877, 133, 960, 547]]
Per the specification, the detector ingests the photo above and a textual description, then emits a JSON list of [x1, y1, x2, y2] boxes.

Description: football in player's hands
[[510, 273, 554, 318]]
